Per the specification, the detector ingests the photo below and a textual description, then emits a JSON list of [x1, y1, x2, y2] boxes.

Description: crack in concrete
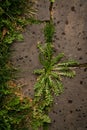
[[49, 2, 54, 21], [48, 1, 87, 69], [34, 1, 54, 23]]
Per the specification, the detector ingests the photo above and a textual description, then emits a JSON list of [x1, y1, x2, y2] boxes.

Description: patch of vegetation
[[0, 0, 35, 42], [33, 21, 78, 129], [0, 0, 35, 129]]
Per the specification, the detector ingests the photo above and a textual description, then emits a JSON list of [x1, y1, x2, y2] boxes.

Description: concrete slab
[[10, 24, 44, 97], [35, 0, 50, 21], [53, 0, 87, 63], [49, 68, 87, 130], [10, 0, 87, 129], [48, 0, 87, 129]]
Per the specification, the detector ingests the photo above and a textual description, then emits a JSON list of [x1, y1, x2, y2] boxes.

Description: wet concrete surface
[[10, 0, 87, 129]]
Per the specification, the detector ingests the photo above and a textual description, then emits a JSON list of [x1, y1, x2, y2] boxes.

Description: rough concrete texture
[[49, 68, 87, 130], [53, 0, 87, 63], [10, 0, 87, 130], [35, 0, 50, 21], [11, 24, 44, 97]]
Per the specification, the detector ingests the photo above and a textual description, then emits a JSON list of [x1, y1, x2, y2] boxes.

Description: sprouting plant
[[32, 42, 78, 129], [34, 42, 78, 101], [32, 20, 79, 129]]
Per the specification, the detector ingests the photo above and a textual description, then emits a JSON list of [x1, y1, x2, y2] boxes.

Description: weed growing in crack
[[33, 21, 78, 129], [34, 43, 78, 98]]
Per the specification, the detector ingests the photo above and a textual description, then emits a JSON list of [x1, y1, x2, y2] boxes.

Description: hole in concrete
[[28, 89, 30, 91], [32, 31, 35, 34], [22, 49, 25, 52], [80, 106, 83, 108], [79, 57, 82, 60], [61, 14, 64, 16], [80, 81, 83, 85], [53, 111, 57, 114], [62, 32, 65, 35], [29, 59, 32, 62], [53, 7, 56, 9], [83, 37, 85, 40], [53, 120, 56, 123], [65, 20, 69, 25], [84, 68, 87, 72], [79, 4, 82, 7], [59, 110, 62, 113], [61, 5, 64, 8], [70, 110, 73, 113], [71, 6, 76, 12], [77, 42, 79, 45], [19, 57, 23, 60], [76, 109, 81, 112], [82, 31, 85, 34], [83, 112, 86, 115], [78, 32, 81, 36], [54, 35, 57, 39], [72, 26, 74, 29], [77, 48, 82, 51], [56, 38, 59, 40], [82, 99, 84, 102], [57, 21, 60, 24], [83, 115, 86, 117], [53, 40, 56, 43], [25, 56, 28, 58], [68, 99, 73, 103]]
